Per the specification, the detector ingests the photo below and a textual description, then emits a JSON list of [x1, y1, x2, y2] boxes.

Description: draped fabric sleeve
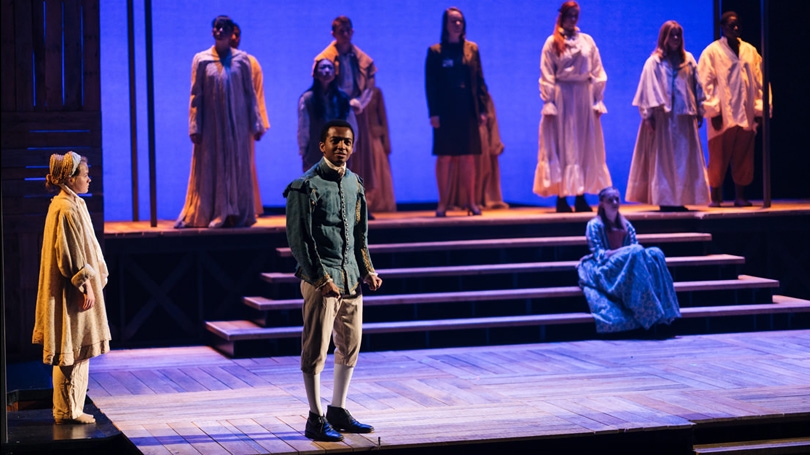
[[539, 38, 558, 116], [473, 44, 489, 115], [623, 220, 638, 247], [688, 54, 706, 118], [697, 45, 720, 118], [250, 56, 271, 129], [372, 88, 392, 155], [56, 206, 96, 294], [585, 218, 609, 262], [633, 55, 666, 120], [188, 52, 204, 136], [284, 180, 330, 288], [750, 47, 765, 118], [297, 94, 310, 157], [425, 46, 441, 117], [588, 35, 608, 114], [239, 53, 264, 136]]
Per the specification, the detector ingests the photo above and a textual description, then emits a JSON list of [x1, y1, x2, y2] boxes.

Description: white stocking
[[303, 372, 322, 415], [331, 364, 354, 409]]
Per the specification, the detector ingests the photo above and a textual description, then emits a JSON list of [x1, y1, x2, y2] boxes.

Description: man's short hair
[[320, 119, 354, 144], [720, 11, 738, 26], [331, 16, 353, 32], [212, 15, 235, 32]]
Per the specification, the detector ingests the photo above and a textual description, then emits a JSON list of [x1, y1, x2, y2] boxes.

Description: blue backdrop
[[100, 0, 712, 221]]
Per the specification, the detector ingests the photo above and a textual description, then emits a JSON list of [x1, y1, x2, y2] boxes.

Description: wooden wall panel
[[2, 0, 103, 362]]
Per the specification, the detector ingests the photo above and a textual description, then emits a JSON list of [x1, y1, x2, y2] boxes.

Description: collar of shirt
[[322, 157, 346, 177]]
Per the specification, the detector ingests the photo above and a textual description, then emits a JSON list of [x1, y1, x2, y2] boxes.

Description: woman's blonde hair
[[45, 151, 86, 191]]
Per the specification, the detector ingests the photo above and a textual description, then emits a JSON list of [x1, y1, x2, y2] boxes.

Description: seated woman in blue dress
[[577, 187, 681, 334]]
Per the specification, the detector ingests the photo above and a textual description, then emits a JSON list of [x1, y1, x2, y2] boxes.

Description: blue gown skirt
[[577, 244, 681, 333]]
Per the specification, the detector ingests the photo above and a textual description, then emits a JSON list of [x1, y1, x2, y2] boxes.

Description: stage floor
[[103, 200, 810, 236], [84, 329, 810, 454]]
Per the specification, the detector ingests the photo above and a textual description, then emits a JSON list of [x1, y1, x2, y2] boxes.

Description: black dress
[[425, 41, 488, 156]]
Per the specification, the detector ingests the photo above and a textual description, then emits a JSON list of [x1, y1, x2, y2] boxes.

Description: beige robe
[[33, 187, 111, 366], [247, 53, 270, 215]]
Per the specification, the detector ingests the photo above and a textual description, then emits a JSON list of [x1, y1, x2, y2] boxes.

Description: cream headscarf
[[46, 151, 82, 187]]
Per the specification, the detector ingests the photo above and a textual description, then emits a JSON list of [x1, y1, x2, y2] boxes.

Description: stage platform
[[94, 201, 810, 355], [6, 330, 809, 454]]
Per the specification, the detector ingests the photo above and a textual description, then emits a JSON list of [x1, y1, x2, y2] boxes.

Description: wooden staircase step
[[261, 254, 745, 284], [275, 232, 713, 257], [244, 275, 778, 311], [693, 436, 810, 454], [208, 295, 810, 341]]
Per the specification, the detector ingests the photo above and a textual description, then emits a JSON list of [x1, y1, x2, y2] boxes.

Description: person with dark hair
[[698, 11, 769, 207], [175, 15, 266, 228], [533, 1, 611, 213], [577, 187, 681, 335], [34, 152, 111, 424], [314, 16, 378, 212], [284, 119, 382, 442], [298, 58, 358, 171], [626, 21, 709, 212], [231, 23, 270, 216], [425, 6, 489, 217]]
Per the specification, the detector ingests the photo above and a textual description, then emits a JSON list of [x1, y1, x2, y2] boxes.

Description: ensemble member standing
[[577, 187, 681, 335], [175, 15, 265, 228], [315, 16, 378, 216], [425, 6, 489, 217], [298, 58, 358, 171], [697, 11, 769, 207], [34, 152, 111, 424], [533, 1, 611, 213], [231, 23, 270, 216], [284, 120, 382, 442], [365, 86, 397, 212], [626, 21, 709, 212]]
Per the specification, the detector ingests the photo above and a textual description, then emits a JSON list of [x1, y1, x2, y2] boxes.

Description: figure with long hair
[[298, 58, 358, 171], [425, 6, 489, 217], [626, 21, 709, 211], [533, 1, 611, 213], [34, 152, 111, 424], [577, 187, 681, 334]]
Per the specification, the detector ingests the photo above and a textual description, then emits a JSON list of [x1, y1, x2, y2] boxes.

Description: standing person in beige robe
[[315, 15, 378, 218], [698, 11, 769, 207], [231, 23, 270, 216], [33, 152, 111, 425], [365, 86, 396, 212]]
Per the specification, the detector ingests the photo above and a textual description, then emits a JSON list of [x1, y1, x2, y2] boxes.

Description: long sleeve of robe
[[33, 187, 111, 366]]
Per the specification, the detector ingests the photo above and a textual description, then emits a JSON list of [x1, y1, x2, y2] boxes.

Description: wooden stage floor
[[86, 329, 810, 454]]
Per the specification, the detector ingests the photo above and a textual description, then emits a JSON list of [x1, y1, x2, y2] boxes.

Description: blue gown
[[576, 217, 681, 333]]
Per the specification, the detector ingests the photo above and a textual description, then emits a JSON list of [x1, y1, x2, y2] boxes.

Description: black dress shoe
[[555, 196, 573, 213], [305, 411, 344, 441], [574, 195, 593, 212], [326, 405, 374, 433]]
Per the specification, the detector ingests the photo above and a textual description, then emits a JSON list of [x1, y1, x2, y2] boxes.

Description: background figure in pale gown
[[533, 1, 611, 213], [175, 16, 265, 228], [626, 21, 709, 212], [231, 23, 270, 216], [365, 86, 396, 212]]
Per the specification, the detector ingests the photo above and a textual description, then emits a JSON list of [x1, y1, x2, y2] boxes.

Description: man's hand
[[320, 281, 341, 297], [82, 284, 95, 311], [364, 274, 382, 291], [190, 133, 201, 144]]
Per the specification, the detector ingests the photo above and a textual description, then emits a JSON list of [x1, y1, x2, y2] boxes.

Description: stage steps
[[693, 436, 810, 454], [204, 230, 810, 357]]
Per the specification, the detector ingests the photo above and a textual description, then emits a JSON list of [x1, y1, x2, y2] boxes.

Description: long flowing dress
[[365, 86, 397, 212], [533, 31, 611, 197], [626, 52, 709, 206], [175, 46, 265, 228], [576, 217, 681, 333], [34, 186, 111, 366]]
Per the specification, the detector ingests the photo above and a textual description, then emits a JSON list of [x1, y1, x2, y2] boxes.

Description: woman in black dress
[[425, 7, 489, 217]]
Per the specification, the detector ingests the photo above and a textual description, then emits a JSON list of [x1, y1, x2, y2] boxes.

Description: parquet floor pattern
[[88, 330, 810, 454]]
